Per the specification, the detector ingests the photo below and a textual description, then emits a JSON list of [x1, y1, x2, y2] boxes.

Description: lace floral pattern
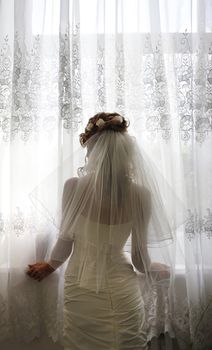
[[176, 33, 212, 143], [59, 24, 82, 131], [96, 34, 106, 112], [0, 206, 48, 239], [185, 208, 212, 241], [138, 33, 212, 142], [2, 31, 212, 142], [0, 30, 82, 142], [139, 275, 212, 350], [141, 35, 172, 141], [115, 33, 125, 116]]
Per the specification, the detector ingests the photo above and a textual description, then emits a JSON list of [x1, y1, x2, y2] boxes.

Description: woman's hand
[[150, 262, 171, 281], [26, 262, 55, 282]]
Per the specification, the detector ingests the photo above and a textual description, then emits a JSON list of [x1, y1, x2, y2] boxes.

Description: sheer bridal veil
[[28, 112, 186, 294]]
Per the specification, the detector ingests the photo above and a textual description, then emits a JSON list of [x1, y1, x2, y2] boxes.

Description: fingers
[[30, 270, 39, 278], [27, 270, 45, 282], [26, 266, 42, 281], [27, 270, 39, 280], [26, 262, 54, 282], [26, 266, 50, 282]]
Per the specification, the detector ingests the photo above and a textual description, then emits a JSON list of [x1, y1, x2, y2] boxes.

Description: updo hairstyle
[[79, 112, 129, 146]]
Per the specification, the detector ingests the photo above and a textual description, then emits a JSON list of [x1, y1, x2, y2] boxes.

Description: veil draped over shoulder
[[29, 115, 186, 294]]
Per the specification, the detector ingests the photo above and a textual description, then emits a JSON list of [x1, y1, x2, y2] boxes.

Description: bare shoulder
[[64, 177, 78, 189], [63, 177, 79, 196]]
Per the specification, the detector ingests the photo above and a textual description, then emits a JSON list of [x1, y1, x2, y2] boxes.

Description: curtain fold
[[0, 0, 212, 349]]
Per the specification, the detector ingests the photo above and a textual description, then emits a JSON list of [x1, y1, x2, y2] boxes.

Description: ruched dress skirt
[[62, 263, 147, 350]]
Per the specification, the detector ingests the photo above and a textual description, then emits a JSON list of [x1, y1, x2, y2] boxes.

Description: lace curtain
[[0, 0, 212, 349]]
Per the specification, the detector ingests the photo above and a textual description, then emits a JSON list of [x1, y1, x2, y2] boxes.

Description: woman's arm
[[131, 185, 170, 280], [131, 185, 151, 273], [46, 236, 74, 270], [26, 177, 77, 281], [26, 237, 74, 281], [131, 231, 150, 273]]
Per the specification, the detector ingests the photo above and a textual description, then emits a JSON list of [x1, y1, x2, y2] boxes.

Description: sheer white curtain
[[0, 0, 212, 349]]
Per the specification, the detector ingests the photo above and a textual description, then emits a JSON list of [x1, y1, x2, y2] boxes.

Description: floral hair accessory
[[79, 112, 128, 147], [111, 115, 123, 124], [96, 118, 106, 128]]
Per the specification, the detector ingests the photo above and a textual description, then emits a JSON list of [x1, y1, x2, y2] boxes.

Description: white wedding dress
[[63, 214, 147, 350], [49, 212, 148, 350]]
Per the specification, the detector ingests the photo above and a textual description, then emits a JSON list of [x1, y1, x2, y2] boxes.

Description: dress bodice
[[72, 214, 132, 249], [64, 215, 135, 290]]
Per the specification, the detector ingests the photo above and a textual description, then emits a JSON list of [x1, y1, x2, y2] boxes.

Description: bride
[[26, 112, 172, 350]]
